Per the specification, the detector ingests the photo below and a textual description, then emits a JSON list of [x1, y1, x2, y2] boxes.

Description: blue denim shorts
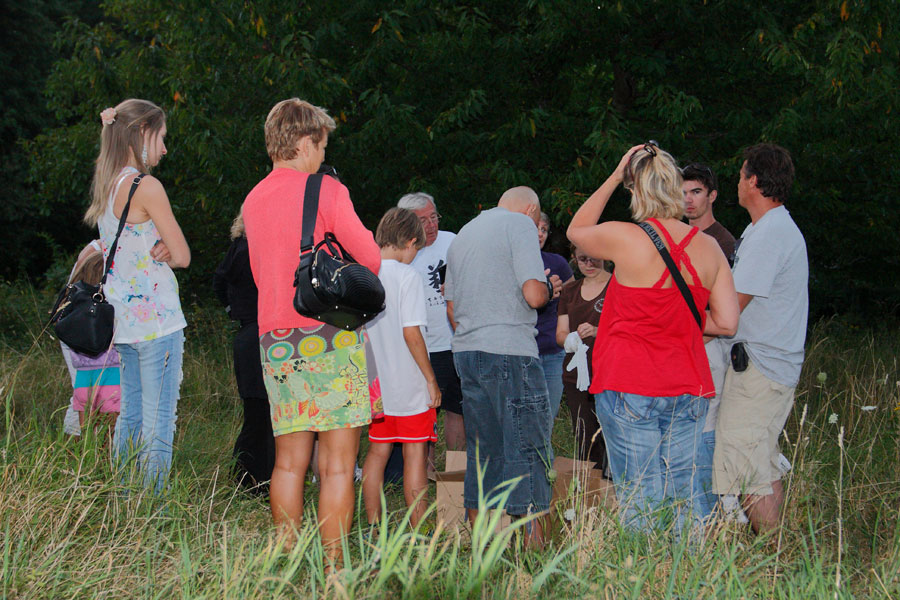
[[453, 351, 553, 515]]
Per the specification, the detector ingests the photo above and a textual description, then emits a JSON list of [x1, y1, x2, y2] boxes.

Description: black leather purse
[[49, 174, 145, 356], [292, 173, 385, 331]]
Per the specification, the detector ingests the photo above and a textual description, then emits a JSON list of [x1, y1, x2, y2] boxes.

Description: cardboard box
[[551, 456, 617, 517], [433, 450, 511, 533]]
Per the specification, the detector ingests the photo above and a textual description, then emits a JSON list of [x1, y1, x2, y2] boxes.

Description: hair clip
[[100, 107, 117, 126], [644, 140, 658, 157]]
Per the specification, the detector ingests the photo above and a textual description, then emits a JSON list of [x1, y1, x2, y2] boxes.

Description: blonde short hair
[[264, 99, 336, 162], [627, 146, 684, 222]]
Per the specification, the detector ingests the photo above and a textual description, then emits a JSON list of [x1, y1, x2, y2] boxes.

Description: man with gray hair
[[397, 192, 465, 450], [445, 186, 562, 546]]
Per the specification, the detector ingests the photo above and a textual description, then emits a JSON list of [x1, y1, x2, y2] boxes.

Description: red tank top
[[588, 219, 715, 398]]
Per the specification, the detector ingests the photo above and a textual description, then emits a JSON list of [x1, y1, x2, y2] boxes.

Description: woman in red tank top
[[566, 142, 739, 534]]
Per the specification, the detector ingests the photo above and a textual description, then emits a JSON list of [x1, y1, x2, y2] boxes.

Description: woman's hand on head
[[611, 144, 648, 184]]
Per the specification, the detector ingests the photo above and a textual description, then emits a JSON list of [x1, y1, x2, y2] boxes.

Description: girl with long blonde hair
[[88, 99, 190, 493]]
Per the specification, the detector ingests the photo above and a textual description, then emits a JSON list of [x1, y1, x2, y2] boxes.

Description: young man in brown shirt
[[682, 163, 736, 262]]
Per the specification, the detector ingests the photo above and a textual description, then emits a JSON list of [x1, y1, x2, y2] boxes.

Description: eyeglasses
[[538, 225, 550, 234], [623, 140, 659, 191], [418, 212, 441, 226], [576, 255, 604, 268]]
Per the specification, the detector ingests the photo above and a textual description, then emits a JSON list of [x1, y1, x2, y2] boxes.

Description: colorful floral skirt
[[259, 325, 381, 435]]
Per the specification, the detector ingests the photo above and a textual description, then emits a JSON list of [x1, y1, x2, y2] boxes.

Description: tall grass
[[1, 281, 898, 598]]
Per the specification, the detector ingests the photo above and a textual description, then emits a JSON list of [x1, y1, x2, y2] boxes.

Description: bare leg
[[362, 441, 393, 524], [310, 437, 320, 479], [317, 427, 362, 566], [269, 431, 315, 547], [401, 442, 429, 527], [743, 479, 784, 535], [444, 412, 466, 451]]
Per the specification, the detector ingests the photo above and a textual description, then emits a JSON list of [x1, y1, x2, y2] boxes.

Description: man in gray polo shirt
[[713, 143, 808, 534], [444, 186, 562, 547]]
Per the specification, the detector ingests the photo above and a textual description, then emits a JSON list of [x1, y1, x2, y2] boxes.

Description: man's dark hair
[[680, 163, 718, 193], [743, 143, 794, 203]]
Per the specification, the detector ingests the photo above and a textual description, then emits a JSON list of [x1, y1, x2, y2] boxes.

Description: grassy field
[[1, 280, 898, 599]]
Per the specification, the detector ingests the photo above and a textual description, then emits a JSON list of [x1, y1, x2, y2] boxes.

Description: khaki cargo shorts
[[713, 360, 794, 496]]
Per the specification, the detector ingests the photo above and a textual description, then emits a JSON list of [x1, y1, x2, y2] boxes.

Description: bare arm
[[523, 270, 562, 309], [403, 326, 441, 408], [138, 177, 190, 268], [704, 257, 740, 336], [737, 292, 753, 312], [555, 313, 571, 348], [567, 144, 648, 262], [446, 300, 456, 332]]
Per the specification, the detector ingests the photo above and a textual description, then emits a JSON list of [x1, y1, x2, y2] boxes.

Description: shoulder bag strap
[[300, 173, 325, 254], [101, 173, 146, 287], [637, 221, 703, 330]]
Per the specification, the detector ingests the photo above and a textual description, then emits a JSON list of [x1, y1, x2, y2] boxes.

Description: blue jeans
[[454, 351, 553, 515], [693, 430, 717, 521], [540, 351, 565, 421], [594, 390, 707, 533], [114, 329, 185, 493]]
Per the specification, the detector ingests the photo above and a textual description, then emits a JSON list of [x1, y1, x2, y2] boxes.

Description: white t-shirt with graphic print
[[409, 230, 455, 353]]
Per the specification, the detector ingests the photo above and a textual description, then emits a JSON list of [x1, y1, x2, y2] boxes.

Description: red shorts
[[368, 409, 437, 444]]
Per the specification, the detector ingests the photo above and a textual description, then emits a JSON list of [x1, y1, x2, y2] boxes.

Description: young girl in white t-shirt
[[363, 208, 442, 527]]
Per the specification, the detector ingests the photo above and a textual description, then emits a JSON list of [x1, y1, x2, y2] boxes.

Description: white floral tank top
[[98, 167, 187, 344]]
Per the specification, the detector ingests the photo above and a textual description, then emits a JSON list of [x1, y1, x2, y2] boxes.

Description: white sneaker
[[63, 406, 81, 436], [720, 494, 749, 524], [354, 464, 363, 482]]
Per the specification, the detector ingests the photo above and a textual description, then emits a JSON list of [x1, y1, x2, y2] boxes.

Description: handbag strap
[[637, 221, 702, 330], [300, 173, 325, 253], [101, 173, 146, 286]]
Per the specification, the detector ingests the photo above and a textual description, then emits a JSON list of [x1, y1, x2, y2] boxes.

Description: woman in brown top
[[556, 246, 612, 471]]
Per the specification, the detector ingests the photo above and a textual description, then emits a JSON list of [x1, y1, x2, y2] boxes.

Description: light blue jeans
[[114, 329, 185, 493], [540, 351, 565, 421], [693, 430, 717, 521], [595, 390, 707, 534]]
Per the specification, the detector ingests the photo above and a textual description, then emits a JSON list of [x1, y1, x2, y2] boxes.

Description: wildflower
[[564, 508, 576, 521], [828, 413, 838, 424], [816, 372, 828, 384], [861, 406, 876, 412]]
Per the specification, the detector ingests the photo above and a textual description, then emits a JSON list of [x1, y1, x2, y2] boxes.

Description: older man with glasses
[[396, 192, 466, 452]]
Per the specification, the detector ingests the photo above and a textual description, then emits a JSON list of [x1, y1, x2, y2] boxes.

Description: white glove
[[563, 331, 581, 353], [565, 333, 591, 391]]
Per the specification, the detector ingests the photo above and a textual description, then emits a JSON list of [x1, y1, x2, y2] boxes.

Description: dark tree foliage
[[14, 0, 900, 316], [0, 0, 102, 279]]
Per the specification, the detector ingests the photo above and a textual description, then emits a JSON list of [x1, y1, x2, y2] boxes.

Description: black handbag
[[292, 173, 385, 330], [49, 174, 145, 356]]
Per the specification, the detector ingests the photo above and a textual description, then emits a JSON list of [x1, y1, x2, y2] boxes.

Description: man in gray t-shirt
[[444, 186, 562, 547], [713, 143, 808, 535]]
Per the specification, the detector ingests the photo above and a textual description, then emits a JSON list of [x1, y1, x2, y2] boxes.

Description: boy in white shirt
[[363, 208, 442, 527]]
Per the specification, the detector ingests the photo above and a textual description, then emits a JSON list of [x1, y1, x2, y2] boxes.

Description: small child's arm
[[402, 325, 442, 409]]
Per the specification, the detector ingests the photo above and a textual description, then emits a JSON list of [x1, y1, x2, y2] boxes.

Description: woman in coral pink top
[[241, 99, 380, 561], [567, 142, 739, 535]]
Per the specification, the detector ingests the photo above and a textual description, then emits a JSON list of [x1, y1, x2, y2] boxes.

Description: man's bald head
[[498, 186, 541, 224]]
